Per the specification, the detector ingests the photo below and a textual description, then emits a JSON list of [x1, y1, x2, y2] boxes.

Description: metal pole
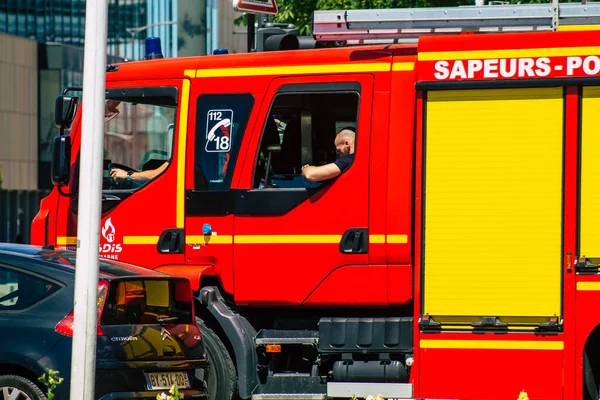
[[552, 0, 559, 31], [69, 0, 108, 398], [248, 13, 255, 52]]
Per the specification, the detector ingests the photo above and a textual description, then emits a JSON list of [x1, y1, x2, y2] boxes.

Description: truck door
[[56, 80, 189, 267], [232, 75, 373, 305]]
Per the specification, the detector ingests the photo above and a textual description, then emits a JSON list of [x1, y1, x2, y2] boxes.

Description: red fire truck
[[30, 2, 600, 399]]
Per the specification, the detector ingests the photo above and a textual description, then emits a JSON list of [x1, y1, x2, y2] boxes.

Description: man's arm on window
[[302, 163, 341, 182], [132, 162, 169, 181]]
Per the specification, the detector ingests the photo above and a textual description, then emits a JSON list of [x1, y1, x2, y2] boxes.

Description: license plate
[[145, 372, 190, 390]]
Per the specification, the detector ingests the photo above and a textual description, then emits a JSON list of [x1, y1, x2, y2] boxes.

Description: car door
[[0, 263, 68, 369], [232, 75, 373, 305]]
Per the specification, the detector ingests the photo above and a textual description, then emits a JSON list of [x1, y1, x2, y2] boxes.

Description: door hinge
[[472, 316, 507, 330], [537, 317, 562, 332], [419, 315, 441, 330], [576, 257, 599, 273]]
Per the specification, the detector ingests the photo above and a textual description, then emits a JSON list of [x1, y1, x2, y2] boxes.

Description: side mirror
[[55, 95, 79, 130], [52, 135, 71, 186]]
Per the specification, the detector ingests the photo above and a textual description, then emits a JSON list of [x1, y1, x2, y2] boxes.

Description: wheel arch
[[196, 285, 259, 400], [583, 324, 600, 400]]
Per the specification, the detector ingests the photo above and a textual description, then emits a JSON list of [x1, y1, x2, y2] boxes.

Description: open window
[[253, 86, 360, 190], [102, 86, 178, 192]]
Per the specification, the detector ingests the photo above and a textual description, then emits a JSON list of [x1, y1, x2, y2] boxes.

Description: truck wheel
[[0, 375, 47, 400], [197, 317, 239, 400], [584, 350, 599, 400]]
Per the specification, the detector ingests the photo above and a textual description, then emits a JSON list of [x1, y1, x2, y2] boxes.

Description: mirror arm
[[57, 185, 76, 198], [62, 87, 82, 96]]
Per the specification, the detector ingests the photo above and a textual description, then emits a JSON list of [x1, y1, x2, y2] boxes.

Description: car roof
[[0, 243, 168, 279]]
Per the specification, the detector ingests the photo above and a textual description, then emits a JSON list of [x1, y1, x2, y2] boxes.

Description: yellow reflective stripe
[[62, 233, 407, 246], [57, 236, 77, 245], [234, 235, 341, 244], [369, 234, 408, 244], [195, 62, 390, 78], [438, 325, 539, 332], [559, 25, 600, 31], [392, 62, 414, 71], [186, 235, 233, 244], [387, 234, 408, 244], [123, 236, 159, 245], [420, 339, 564, 351], [369, 235, 386, 244], [176, 74, 193, 228], [577, 282, 600, 291], [418, 46, 600, 61]]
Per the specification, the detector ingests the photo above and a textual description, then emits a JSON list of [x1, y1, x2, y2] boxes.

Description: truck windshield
[[102, 87, 178, 191]]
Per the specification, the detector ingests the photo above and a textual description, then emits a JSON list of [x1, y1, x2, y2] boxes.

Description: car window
[[0, 267, 60, 311], [101, 279, 193, 325]]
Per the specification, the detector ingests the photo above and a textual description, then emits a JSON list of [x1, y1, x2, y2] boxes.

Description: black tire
[[584, 350, 600, 400], [197, 317, 239, 400], [0, 375, 47, 400]]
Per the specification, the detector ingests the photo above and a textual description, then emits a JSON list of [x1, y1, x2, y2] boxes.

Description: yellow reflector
[[266, 345, 281, 353]]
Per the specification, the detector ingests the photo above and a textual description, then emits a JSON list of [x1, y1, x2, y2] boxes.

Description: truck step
[[251, 374, 325, 399], [327, 382, 413, 399], [255, 329, 319, 345]]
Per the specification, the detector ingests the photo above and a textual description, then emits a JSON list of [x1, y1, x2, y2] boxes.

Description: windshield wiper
[[156, 316, 179, 324]]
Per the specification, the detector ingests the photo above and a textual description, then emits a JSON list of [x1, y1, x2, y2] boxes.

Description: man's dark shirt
[[334, 153, 355, 173]]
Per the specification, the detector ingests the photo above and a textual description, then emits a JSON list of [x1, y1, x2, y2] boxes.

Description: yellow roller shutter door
[[581, 87, 600, 260], [423, 87, 563, 325]]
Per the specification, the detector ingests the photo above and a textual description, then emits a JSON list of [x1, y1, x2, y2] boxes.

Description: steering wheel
[[107, 162, 138, 190]]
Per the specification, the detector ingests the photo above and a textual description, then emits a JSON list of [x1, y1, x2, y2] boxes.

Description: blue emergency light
[[144, 37, 164, 60], [213, 48, 229, 55]]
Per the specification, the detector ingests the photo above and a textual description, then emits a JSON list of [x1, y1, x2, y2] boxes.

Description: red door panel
[[233, 75, 374, 306], [56, 79, 188, 269]]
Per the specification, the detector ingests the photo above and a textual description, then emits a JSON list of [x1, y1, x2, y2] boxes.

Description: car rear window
[[101, 278, 193, 325], [0, 267, 61, 311]]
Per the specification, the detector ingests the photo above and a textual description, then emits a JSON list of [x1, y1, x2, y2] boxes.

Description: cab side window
[[195, 94, 255, 191], [253, 89, 359, 190], [102, 87, 178, 192]]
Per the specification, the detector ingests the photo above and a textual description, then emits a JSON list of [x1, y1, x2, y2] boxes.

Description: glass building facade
[[0, 0, 178, 189], [0, 0, 179, 59]]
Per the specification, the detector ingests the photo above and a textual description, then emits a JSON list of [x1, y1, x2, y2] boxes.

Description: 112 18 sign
[[205, 109, 233, 152]]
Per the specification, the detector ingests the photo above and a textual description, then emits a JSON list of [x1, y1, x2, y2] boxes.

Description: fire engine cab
[[31, 2, 600, 399]]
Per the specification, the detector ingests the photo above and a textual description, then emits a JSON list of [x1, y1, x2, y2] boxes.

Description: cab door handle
[[340, 228, 368, 254], [157, 229, 184, 253]]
